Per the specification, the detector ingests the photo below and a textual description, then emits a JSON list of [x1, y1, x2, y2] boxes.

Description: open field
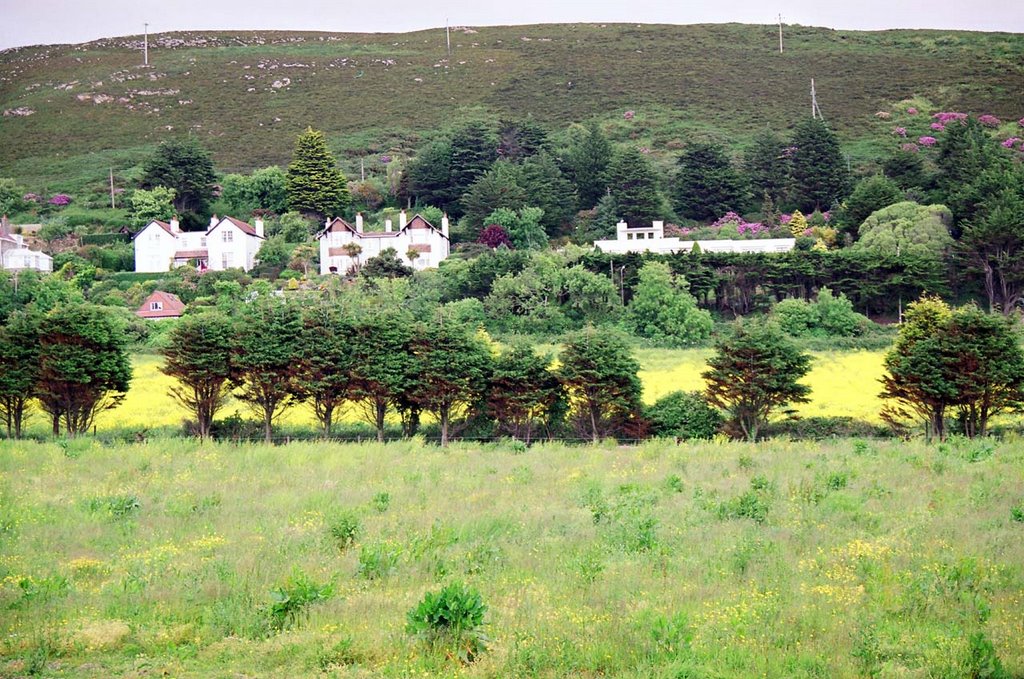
[[1, 436, 1022, 677], [69, 348, 891, 436]]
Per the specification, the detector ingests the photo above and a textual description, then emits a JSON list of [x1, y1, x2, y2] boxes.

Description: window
[[222, 230, 233, 243], [150, 301, 162, 311], [200, 237, 207, 247], [222, 253, 231, 269]]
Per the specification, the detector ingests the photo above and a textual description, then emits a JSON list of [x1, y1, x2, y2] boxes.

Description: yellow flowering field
[[1, 437, 1021, 677], [92, 348, 889, 434]]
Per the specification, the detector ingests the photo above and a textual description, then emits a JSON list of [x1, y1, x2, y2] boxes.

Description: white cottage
[[0, 217, 52, 272], [133, 215, 265, 273], [317, 210, 450, 275], [594, 220, 795, 255]]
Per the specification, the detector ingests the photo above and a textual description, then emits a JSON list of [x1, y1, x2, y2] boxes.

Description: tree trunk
[[440, 407, 449, 447], [263, 408, 273, 444], [323, 407, 333, 438], [375, 400, 386, 442]]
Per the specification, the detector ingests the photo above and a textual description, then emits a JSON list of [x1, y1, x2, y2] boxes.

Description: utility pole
[[446, 19, 451, 57], [810, 78, 823, 120], [144, 23, 149, 66], [778, 14, 784, 53], [109, 168, 116, 208]]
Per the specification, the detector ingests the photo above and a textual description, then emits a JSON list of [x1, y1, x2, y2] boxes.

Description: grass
[[0, 436, 1021, 677], [2, 24, 1022, 191]]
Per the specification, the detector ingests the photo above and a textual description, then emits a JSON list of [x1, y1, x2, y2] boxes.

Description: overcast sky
[[1, 0, 1021, 50]]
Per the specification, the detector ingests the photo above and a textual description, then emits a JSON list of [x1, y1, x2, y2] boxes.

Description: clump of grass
[[357, 541, 401, 579], [266, 571, 333, 632], [718, 477, 774, 523], [85, 493, 140, 518]]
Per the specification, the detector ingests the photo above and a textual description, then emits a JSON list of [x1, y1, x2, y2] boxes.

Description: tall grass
[[0, 436, 1021, 676]]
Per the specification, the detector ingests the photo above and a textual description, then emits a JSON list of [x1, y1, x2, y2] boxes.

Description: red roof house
[[136, 291, 186, 320]]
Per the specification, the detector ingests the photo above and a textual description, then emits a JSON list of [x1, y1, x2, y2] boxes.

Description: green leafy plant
[[1010, 502, 1024, 523], [327, 510, 361, 551], [371, 491, 391, 514], [357, 542, 401, 580], [266, 571, 333, 632], [406, 581, 490, 663]]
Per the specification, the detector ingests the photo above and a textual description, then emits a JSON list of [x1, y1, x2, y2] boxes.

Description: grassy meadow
[[1, 436, 1022, 677], [76, 348, 890, 437]]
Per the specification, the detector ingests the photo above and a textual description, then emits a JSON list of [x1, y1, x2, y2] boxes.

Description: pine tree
[[673, 142, 747, 221], [789, 118, 851, 212], [606, 146, 665, 227], [140, 139, 217, 229], [788, 209, 808, 237], [744, 128, 790, 207], [564, 121, 613, 210], [450, 121, 498, 211], [286, 127, 350, 219]]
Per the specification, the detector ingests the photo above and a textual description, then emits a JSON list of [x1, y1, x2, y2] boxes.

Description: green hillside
[[1, 23, 1023, 190]]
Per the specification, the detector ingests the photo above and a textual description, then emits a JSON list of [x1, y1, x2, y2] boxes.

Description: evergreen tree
[[407, 139, 457, 215], [564, 121, 612, 210], [883, 151, 928, 191], [295, 301, 354, 436], [958, 178, 1024, 314], [408, 322, 492, 446], [703, 320, 811, 441], [483, 207, 547, 250], [286, 127, 350, 219], [487, 342, 566, 443], [673, 142, 747, 221], [161, 311, 235, 439], [450, 121, 498, 211], [518, 152, 576, 236], [838, 174, 904, 237], [140, 139, 217, 229], [606, 146, 665, 227], [460, 162, 527, 237], [788, 209, 808, 237], [626, 261, 713, 346], [360, 248, 414, 281], [35, 304, 132, 436], [789, 118, 851, 212], [744, 128, 790, 206], [231, 296, 304, 442], [558, 327, 645, 443], [497, 118, 550, 161], [0, 310, 41, 438], [348, 313, 414, 441]]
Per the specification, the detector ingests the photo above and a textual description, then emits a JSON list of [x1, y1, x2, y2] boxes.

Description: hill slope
[[1, 23, 1022, 189]]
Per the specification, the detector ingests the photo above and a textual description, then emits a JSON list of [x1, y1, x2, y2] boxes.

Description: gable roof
[[207, 216, 262, 238], [132, 220, 174, 240], [135, 290, 186, 319], [317, 217, 358, 238], [317, 214, 449, 241], [403, 214, 448, 239]]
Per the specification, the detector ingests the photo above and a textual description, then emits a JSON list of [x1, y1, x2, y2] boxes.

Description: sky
[[1, 0, 1022, 50]]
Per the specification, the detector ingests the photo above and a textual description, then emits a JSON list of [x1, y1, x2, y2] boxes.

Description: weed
[[737, 454, 755, 470], [939, 436, 996, 463], [1011, 502, 1024, 523], [315, 636, 360, 670], [645, 612, 692, 658], [965, 631, 1007, 679], [357, 541, 401, 579], [663, 474, 685, 494], [851, 439, 873, 456], [407, 581, 489, 663], [86, 494, 140, 518], [327, 510, 361, 551], [371, 491, 391, 513], [718, 477, 773, 523], [826, 470, 850, 491], [573, 548, 606, 585], [266, 571, 333, 632]]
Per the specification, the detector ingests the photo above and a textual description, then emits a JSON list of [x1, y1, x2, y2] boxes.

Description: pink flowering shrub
[[379, 155, 392, 164], [821, 211, 831, 223], [1002, 137, 1022, 149], [892, 127, 907, 137], [780, 213, 792, 224], [1019, 118, 1024, 128], [930, 122, 946, 131], [901, 143, 919, 153], [918, 136, 937, 147], [978, 114, 1000, 128], [623, 110, 635, 120], [933, 112, 968, 124], [907, 107, 918, 115], [48, 193, 72, 206]]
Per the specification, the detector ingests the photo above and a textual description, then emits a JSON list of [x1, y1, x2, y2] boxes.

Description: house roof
[[207, 216, 262, 238], [317, 214, 449, 241], [317, 217, 358, 238], [132, 220, 174, 240], [135, 291, 186, 319]]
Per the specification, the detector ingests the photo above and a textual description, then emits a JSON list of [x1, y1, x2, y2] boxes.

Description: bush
[[327, 510, 361, 551], [772, 288, 868, 338], [407, 581, 489, 663], [646, 391, 722, 439], [357, 541, 401, 579], [266, 571, 333, 632], [717, 477, 773, 523]]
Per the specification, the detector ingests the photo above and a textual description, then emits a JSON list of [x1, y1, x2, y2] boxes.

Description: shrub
[[407, 581, 489, 663], [717, 477, 773, 523], [646, 391, 722, 440], [266, 571, 333, 632], [1010, 502, 1024, 523], [327, 510, 361, 551], [357, 541, 401, 579]]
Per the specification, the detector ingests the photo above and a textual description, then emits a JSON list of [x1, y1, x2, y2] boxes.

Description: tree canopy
[[286, 127, 350, 219]]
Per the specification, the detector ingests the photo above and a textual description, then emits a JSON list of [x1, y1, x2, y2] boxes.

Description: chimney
[[210, 214, 219, 228], [385, 218, 392, 233], [254, 217, 264, 238], [355, 213, 363, 233], [399, 209, 407, 229], [441, 214, 450, 238], [617, 220, 628, 238], [170, 216, 180, 233], [652, 220, 664, 238]]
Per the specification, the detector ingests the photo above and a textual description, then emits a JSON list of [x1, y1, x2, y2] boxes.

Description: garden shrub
[[646, 391, 722, 440], [772, 288, 869, 338], [407, 581, 489, 663]]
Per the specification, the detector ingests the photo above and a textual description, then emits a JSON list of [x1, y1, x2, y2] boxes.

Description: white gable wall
[[134, 222, 177, 272]]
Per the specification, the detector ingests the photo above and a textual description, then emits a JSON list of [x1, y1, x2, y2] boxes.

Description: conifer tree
[[286, 127, 350, 219], [673, 142, 747, 221], [789, 118, 851, 212], [564, 121, 613, 210], [606, 146, 665, 227], [788, 209, 808, 237]]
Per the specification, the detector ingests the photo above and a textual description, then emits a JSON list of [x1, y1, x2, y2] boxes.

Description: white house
[[594, 220, 795, 255], [133, 215, 265, 273], [317, 210, 450, 275], [0, 217, 52, 272]]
